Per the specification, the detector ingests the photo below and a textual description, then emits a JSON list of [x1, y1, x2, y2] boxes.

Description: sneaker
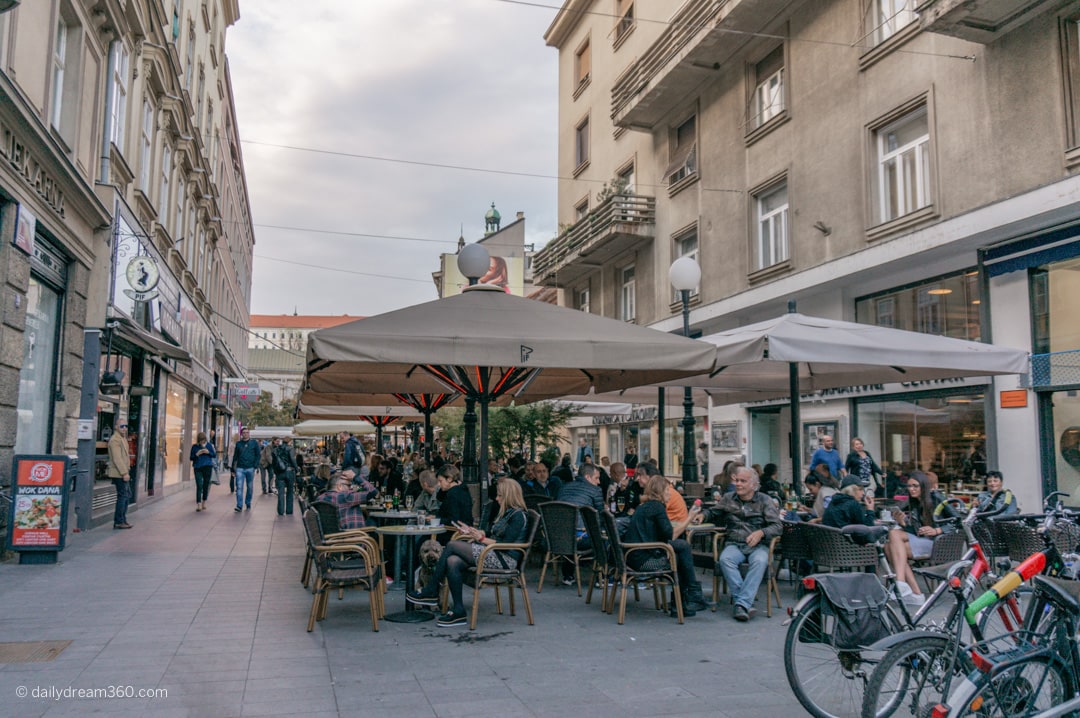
[[733, 604, 750, 622], [436, 610, 467, 627], [245, 505, 251, 510], [747, 607, 758, 620], [902, 592, 926, 607], [406, 591, 438, 608], [234, 507, 242, 513], [561, 577, 575, 587]]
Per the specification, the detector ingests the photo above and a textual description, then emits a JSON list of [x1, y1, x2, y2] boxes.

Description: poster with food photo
[[8, 456, 68, 550]]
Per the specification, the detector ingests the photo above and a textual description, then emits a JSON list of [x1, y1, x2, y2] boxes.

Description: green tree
[[234, 391, 297, 429], [433, 402, 579, 461]]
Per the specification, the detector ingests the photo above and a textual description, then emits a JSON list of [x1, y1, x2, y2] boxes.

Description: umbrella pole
[[462, 397, 478, 484], [424, 411, 433, 466], [658, 387, 665, 476], [479, 396, 490, 489], [789, 363, 800, 493]]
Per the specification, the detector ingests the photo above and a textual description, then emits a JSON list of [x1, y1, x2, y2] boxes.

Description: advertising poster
[[8, 455, 70, 551], [441, 254, 524, 297], [12, 204, 36, 255]]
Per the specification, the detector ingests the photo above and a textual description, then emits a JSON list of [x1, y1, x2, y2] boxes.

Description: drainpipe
[[99, 40, 118, 182]]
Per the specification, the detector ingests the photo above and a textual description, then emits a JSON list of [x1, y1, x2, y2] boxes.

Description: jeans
[[419, 540, 476, 614], [259, 467, 270, 493], [276, 474, 295, 515], [194, 466, 213, 503], [235, 467, 254, 508], [719, 542, 769, 610], [112, 478, 131, 525]]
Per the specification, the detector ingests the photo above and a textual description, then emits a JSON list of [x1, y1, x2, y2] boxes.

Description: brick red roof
[[249, 314, 363, 329]]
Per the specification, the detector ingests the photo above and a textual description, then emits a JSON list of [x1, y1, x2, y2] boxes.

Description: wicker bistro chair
[[999, 519, 1080, 563], [466, 509, 542, 630], [307, 501, 384, 598], [803, 522, 878, 573], [776, 520, 814, 586], [580, 506, 612, 610], [302, 509, 383, 632], [711, 532, 782, 617], [537, 502, 594, 596], [971, 519, 1010, 566], [600, 510, 684, 625], [912, 530, 969, 593]]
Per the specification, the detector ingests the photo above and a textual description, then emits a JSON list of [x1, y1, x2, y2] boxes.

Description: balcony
[[611, 0, 792, 130], [916, 0, 1062, 43], [1029, 351, 1077, 389], [533, 194, 656, 288]]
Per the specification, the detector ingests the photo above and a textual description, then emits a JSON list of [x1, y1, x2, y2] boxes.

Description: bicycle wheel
[[785, 595, 903, 718], [948, 653, 1072, 717], [976, 592, 1027, 641], [862, 634, 968, 718]]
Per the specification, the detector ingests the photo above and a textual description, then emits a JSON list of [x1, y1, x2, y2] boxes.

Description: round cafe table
[[374, 524, 448, 623], [368, 511, 419, 588]]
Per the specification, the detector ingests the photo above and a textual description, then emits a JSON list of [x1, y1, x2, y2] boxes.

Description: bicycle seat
[[842, 525, 889, 545]]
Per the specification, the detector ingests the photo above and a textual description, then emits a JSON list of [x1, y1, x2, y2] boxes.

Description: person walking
[[844, 437, 882, 494], [230, 427, 261, 512], [107, 423, 132, 529], [273, 436, 299, 516], [190, 431, 216, 512], [258, 439, 273, 494]]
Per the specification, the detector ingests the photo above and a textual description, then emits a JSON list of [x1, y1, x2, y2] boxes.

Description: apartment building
[[0, 1, 255, 530], [538, 0, 1080, 509], [248, 314, 361, 404]]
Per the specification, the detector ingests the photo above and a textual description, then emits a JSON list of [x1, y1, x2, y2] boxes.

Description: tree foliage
[[431, 402, 579, 461], [234, 391, 297, 429]]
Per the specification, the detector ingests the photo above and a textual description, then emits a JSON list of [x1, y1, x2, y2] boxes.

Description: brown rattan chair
[[601, 510, 683, 624], [803, 522, 878, 573], [302, 509, 383, 632], [711, 533, 782, 617], [537, 501, 593, 595], [467, 509, 541, 630]]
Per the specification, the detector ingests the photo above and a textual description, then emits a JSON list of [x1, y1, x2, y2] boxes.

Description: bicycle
[[862, 494, 1080, 718], [785, 501, 1018, 718]]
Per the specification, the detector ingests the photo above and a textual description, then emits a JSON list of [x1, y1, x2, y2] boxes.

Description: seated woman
[[885, 471, 949, 605], [407, 478, 529, 627], [803, 473, 837, 521], [976, 470, 1019, 515], [822, 477, 876, 529], [625, 474, 707, 616], [759, 463, 782, 498]]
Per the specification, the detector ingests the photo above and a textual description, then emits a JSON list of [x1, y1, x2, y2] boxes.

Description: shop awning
[[210, 398, 232, 415], [114, 317, 192, 364]]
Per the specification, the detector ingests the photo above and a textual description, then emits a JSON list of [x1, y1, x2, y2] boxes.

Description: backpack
[[272, 446, 289, 475], [803, 573, 892, 650]]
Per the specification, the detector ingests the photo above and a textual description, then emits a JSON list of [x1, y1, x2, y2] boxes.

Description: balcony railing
[[610, 0, 794, 130], [916, 0, 1059, 44], [533, 194, 656, 287], [1029, 351, 1080, 389]]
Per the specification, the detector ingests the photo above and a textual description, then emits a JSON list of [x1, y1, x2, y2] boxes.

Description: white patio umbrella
[[296, 401, 427, 455], [292, 420, 375, 437]]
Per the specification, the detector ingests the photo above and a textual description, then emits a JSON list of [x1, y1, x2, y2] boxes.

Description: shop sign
[[12, 203, 35, 254], [7, 455, 71, 552], [999, 389, 1028, 408], [592, 406, 658, 425], [0, 120, 67, 218], [745, 376, 982, 406]]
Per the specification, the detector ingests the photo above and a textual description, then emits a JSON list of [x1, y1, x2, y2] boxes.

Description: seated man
[[317, 469, 378, 530], [975, 470, 1019, 515], [556, 463, 605, 585], [524, 461, 563, 500], [708, 466, 783, 622], [606, 462, 634, 515], [413, 470, 441, 514]]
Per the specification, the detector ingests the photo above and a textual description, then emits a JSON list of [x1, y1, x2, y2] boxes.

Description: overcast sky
[[227, 0, 559, 317]]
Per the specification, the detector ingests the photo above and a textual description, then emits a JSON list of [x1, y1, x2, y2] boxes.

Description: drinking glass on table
[[616, 497, 626, 513], [405, 495, 414, 511]]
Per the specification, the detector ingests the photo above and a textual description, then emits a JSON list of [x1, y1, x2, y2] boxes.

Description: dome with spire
[[484, 202, 501, 235]]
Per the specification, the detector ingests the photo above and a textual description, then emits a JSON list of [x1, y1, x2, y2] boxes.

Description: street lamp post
[[669, 257, 701, 486], [456, 243, 491, 485]]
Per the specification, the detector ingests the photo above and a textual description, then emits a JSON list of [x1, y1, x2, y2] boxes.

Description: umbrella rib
[[510, 367, 543, 398]]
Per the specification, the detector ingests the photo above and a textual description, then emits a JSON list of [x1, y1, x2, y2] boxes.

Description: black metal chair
[[600, 510, 683, 624], [581, 506, 612, 611], [803, 522, 878, 573], [776, 520, 814, 585], [467, 509, 541, 630], [537, 501, 593, 596]]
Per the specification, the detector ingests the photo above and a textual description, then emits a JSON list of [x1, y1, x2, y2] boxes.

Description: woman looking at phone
[[407, 478, 529, 627], [885, 471, 949, 605]]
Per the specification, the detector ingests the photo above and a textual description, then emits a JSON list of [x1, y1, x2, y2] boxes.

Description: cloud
[[228, 0, 559, 316]]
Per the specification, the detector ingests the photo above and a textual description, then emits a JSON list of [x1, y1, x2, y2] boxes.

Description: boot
[[684, 583, 709, 613], [669, 590, 696, 618]]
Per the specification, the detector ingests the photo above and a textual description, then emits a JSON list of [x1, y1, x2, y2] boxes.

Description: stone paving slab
[[0, 487, 808, 717]]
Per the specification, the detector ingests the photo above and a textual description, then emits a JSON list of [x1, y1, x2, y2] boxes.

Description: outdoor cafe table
[[374, 524, 448, 623], [686, 523, 723, 571], [368, 510, 419, 590]]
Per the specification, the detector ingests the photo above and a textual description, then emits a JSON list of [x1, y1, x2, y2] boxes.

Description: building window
[[185, 28, 196, 90], [575, 115, 590, 170], [50, 19, 68, 129], [620, 265, 636, 322], [574, 285, 591, 313], [159, 145, 172, 224], [109, 44, 129, 148], [195, 66, 205, 130], [15, 275, 64, 455], [665, 115, 697, 188], [875, 105, 930, 224], [871, 0, 916, 46], [574, 197, 589, 221], [1032, 255, 1080, 355], [755, 182, 789, 270], [175, 176, 185, 243], [1062, 18, 1080, 157], [139, 100, 154, 192], [750, 46, 784, 131], [855, 269, 981, 341], [617, 162, 635, 194], [672, 230, 699, 302], [615, 0, 634, 46], [574, 38, 590, 93]]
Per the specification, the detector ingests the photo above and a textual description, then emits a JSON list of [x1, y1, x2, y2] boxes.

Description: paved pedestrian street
[[0, 491, 805, 717]]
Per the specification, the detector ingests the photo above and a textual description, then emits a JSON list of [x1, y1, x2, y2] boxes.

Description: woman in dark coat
[[189, 431, 216, 512]]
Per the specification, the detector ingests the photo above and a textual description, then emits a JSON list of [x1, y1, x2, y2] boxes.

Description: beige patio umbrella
[[305, 284, 717, 478]]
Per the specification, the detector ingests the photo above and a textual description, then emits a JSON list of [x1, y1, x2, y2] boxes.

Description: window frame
[[755, 180, 789, 272], [50, 18, 68, 130], [746, 44, 788, 142], [1060, 15, 1080, 168], [573, 36, 591, 98], [619, 264, 636, 322], [866, 93, 938, 239], [574, 114, 590, 174], [671, 226, 700, 304], [159, 144, 172, 225], [614, 0, 635, 48], [109, 43, 129, 149], [872, 0, 916, 47], [139, 99, 155, 192], [876, 105, 930, 225], [576, 285, 591, 313], [665, 113, 698, 194]]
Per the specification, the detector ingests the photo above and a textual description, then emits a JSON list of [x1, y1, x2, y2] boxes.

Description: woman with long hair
[[844, 437, 883, 494], [407, 478, 529, 627], [189, 431, 216, 512], [885, 471, 948, 604], [625, 474, 708, 616]]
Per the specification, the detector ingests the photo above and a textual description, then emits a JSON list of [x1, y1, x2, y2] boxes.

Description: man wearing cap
[[317, 469, 378, 529], [822, 476, 877, 529], [107, 423, 132, 529]]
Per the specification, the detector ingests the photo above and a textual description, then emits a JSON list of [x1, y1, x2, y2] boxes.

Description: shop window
[[1032, 256, 1080, 355], [856, 269, 981, 341], [14, 276, 63, 454]]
